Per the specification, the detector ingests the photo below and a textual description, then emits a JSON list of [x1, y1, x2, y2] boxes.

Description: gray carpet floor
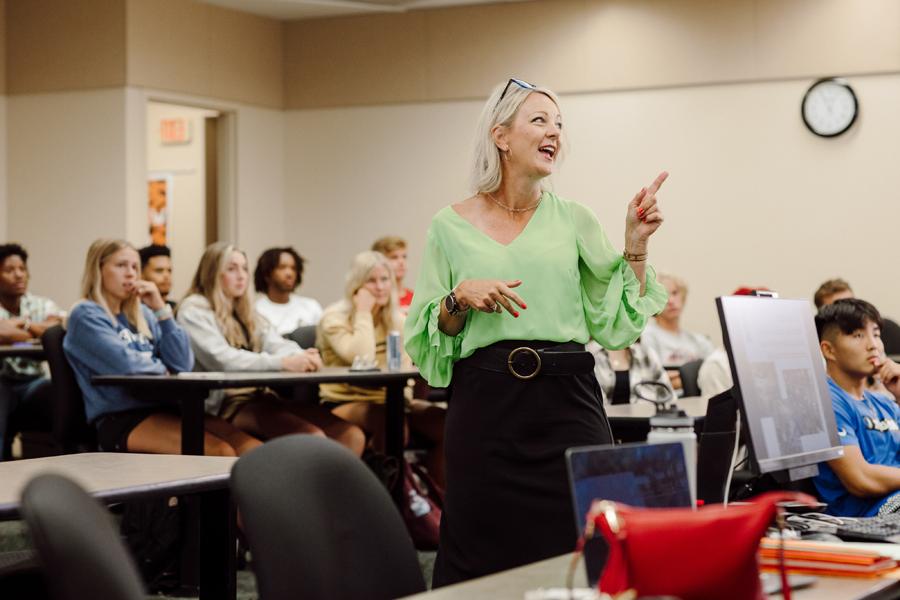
[[0, 520, 435, 599]]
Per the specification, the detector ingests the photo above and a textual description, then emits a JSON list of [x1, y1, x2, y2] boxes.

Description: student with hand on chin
[[814, 298, 900, 517], [64, 239, 261, 456]]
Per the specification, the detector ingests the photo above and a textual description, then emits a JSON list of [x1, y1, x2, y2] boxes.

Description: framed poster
[[147, 172, 174, 245]]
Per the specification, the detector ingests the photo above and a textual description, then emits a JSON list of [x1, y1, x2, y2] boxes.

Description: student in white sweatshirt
[[177, 242, 364, 456]]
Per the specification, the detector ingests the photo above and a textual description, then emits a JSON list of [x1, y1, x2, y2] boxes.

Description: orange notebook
[[759, 538, 898, 578]]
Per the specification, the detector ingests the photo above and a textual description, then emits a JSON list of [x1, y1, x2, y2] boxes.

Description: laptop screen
[[566, 441, 693, 535]]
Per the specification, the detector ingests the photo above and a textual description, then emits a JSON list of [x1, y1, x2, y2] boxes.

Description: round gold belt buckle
[[507, 347, 541, 380]]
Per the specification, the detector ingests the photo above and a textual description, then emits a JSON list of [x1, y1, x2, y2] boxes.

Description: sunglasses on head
[[496, 78, 537, 107]]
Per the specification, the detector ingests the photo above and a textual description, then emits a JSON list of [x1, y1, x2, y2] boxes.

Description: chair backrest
[[882, 318, 900, 355], [20, 474, 145, 600], [678, 358, 704, 397], [231, 435, 426, 600], [284, 325, 317, 350], [41, 325, 95, 453]]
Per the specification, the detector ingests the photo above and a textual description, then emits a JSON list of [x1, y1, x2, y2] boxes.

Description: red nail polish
[[638, 208, 644, 216], [514, 312, 519, 318], [521, 303, 527, 309]]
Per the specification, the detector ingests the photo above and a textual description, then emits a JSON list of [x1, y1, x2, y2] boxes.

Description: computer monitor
[[697, 296, 843, 502]]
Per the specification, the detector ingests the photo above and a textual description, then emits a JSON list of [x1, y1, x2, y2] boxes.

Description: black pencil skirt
[[432, 340, 613, 587]]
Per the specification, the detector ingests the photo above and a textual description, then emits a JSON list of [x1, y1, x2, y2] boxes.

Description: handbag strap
[[568, 501, 629, 595]]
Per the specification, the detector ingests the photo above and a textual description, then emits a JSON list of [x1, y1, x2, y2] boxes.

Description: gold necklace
[[486, 192, 542, 214]]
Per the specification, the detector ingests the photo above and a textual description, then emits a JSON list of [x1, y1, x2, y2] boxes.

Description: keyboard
[[835, 514, 900, 543], [787, 512, 900, 544]]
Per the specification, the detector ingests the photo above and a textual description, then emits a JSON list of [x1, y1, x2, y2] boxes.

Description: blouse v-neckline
[[449, 192, 546, 248]]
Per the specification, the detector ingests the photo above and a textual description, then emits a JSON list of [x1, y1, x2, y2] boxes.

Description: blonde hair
[[78, 238, 151, 338], [184, 242, 260, 351], [471, 79, 566, 194], [342, 251, 403, 332], [659, 273, 688, 298]]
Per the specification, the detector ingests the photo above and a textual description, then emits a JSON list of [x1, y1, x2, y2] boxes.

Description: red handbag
[[576, 491, 814, 600]]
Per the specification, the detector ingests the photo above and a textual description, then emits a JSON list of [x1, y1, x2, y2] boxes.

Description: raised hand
[[626, 171, 668, 249], [454, 279, 527, 317]]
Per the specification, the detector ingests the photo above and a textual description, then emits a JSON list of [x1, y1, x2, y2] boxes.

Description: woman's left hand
[[625, 171, 668, 248]]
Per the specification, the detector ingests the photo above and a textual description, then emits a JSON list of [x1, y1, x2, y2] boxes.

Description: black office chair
[[678, 358, 704, 397], [231, 435, 426, 600], [882, 318, 900, 356], [41, 326, 95, 453], [20, 474, 145, 600], [284, 324, 317, 349]]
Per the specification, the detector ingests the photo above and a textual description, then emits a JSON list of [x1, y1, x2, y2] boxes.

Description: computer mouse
[[801, 532, 844, 543]]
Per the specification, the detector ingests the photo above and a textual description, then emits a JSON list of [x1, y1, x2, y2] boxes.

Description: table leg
[[200, 489, 236, 600], [181, 393, 206, 456], [385, 380, 405, 504]]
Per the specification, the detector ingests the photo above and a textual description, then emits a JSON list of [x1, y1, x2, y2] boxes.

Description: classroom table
[[0, 343, 45, 360], [400, 552, 900, 600], [604, 395, 709, 443], [0, 452, 237, 600], [92, 367, 419, 499]]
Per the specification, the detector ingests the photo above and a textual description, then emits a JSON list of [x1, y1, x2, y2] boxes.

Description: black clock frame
[[801, 77, 858, 138]]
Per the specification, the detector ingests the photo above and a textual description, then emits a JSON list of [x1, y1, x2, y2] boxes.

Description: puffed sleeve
[[403, 226, 465, 387], [573, 202, 668, 349]]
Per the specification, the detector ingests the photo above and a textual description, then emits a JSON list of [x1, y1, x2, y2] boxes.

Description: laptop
[[565, 441, 693, 585]]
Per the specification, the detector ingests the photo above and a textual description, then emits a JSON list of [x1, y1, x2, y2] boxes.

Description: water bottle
[[648, 409, 698, 506], [387, 331, 402, 371]]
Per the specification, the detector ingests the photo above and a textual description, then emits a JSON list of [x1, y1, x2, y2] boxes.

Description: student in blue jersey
[[64, 239, 262, 456], [814, 298, 900, 517]]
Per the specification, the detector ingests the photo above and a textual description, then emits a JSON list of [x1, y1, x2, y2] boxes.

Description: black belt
[[461, 342, 595, 380]]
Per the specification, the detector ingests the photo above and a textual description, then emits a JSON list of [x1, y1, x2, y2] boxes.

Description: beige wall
[[284, 0, 900, 109], [0, 96, 6, 242], [6, 89, 129, 308], [0, 0, 7, 95], [284, 72, 900, 343], [5, 0, 126, 94], [126, 0, 284, 109], [146, 101, 217, 298]]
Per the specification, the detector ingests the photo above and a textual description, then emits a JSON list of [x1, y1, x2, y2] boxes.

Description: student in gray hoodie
[[177, 242, 364, 456]]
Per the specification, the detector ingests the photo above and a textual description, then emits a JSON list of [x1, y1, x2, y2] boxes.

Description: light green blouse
[[403, 191, 668, 387]]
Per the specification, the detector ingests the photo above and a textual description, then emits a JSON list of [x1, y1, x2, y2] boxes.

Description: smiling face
[[0, 255, 28, 299], [496, 92, 562, 179], [220, 251, 250, 300], [362, 263, 393, 307], [101, 247, 140, 304]]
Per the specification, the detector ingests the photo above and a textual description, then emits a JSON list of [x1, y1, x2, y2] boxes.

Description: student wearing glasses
[[404, 78, 669, 585]]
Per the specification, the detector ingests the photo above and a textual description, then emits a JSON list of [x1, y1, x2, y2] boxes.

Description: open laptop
[[565, 441, 693, 585]]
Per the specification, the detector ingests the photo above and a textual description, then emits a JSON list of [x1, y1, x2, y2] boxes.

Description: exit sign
[[160, 118, 192, 144]]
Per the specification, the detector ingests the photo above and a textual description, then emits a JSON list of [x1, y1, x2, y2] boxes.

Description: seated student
[[640, 273, 714, 390], [178, 242, 364, 456], [64, 239, 260, 456], [253, 246, 323, 335], [586, 340, 673, 404], [318, 250, 445, 485], [813, 299, 900, 516], [138, 244, 176, 309], [371, 236, 414, 314], [0, 243, 62, 459], [815, 277, 900, 356]]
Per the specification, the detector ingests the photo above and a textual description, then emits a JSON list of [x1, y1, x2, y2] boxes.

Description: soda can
[[387, 331, 402, 371]]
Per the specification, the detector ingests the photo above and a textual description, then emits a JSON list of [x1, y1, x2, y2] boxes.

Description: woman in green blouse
[[404, 78, 669, 585]]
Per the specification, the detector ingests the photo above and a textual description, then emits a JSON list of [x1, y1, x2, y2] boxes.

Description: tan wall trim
[[127, 0, 284, 109], [284, 0, 900, 109], [6, 0, 126, 94]]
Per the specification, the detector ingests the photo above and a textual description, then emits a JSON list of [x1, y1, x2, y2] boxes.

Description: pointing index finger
[[647, 171, 669, 195]]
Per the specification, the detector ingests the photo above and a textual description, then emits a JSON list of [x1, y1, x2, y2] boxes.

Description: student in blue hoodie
[[64, 239, 261, 456]]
